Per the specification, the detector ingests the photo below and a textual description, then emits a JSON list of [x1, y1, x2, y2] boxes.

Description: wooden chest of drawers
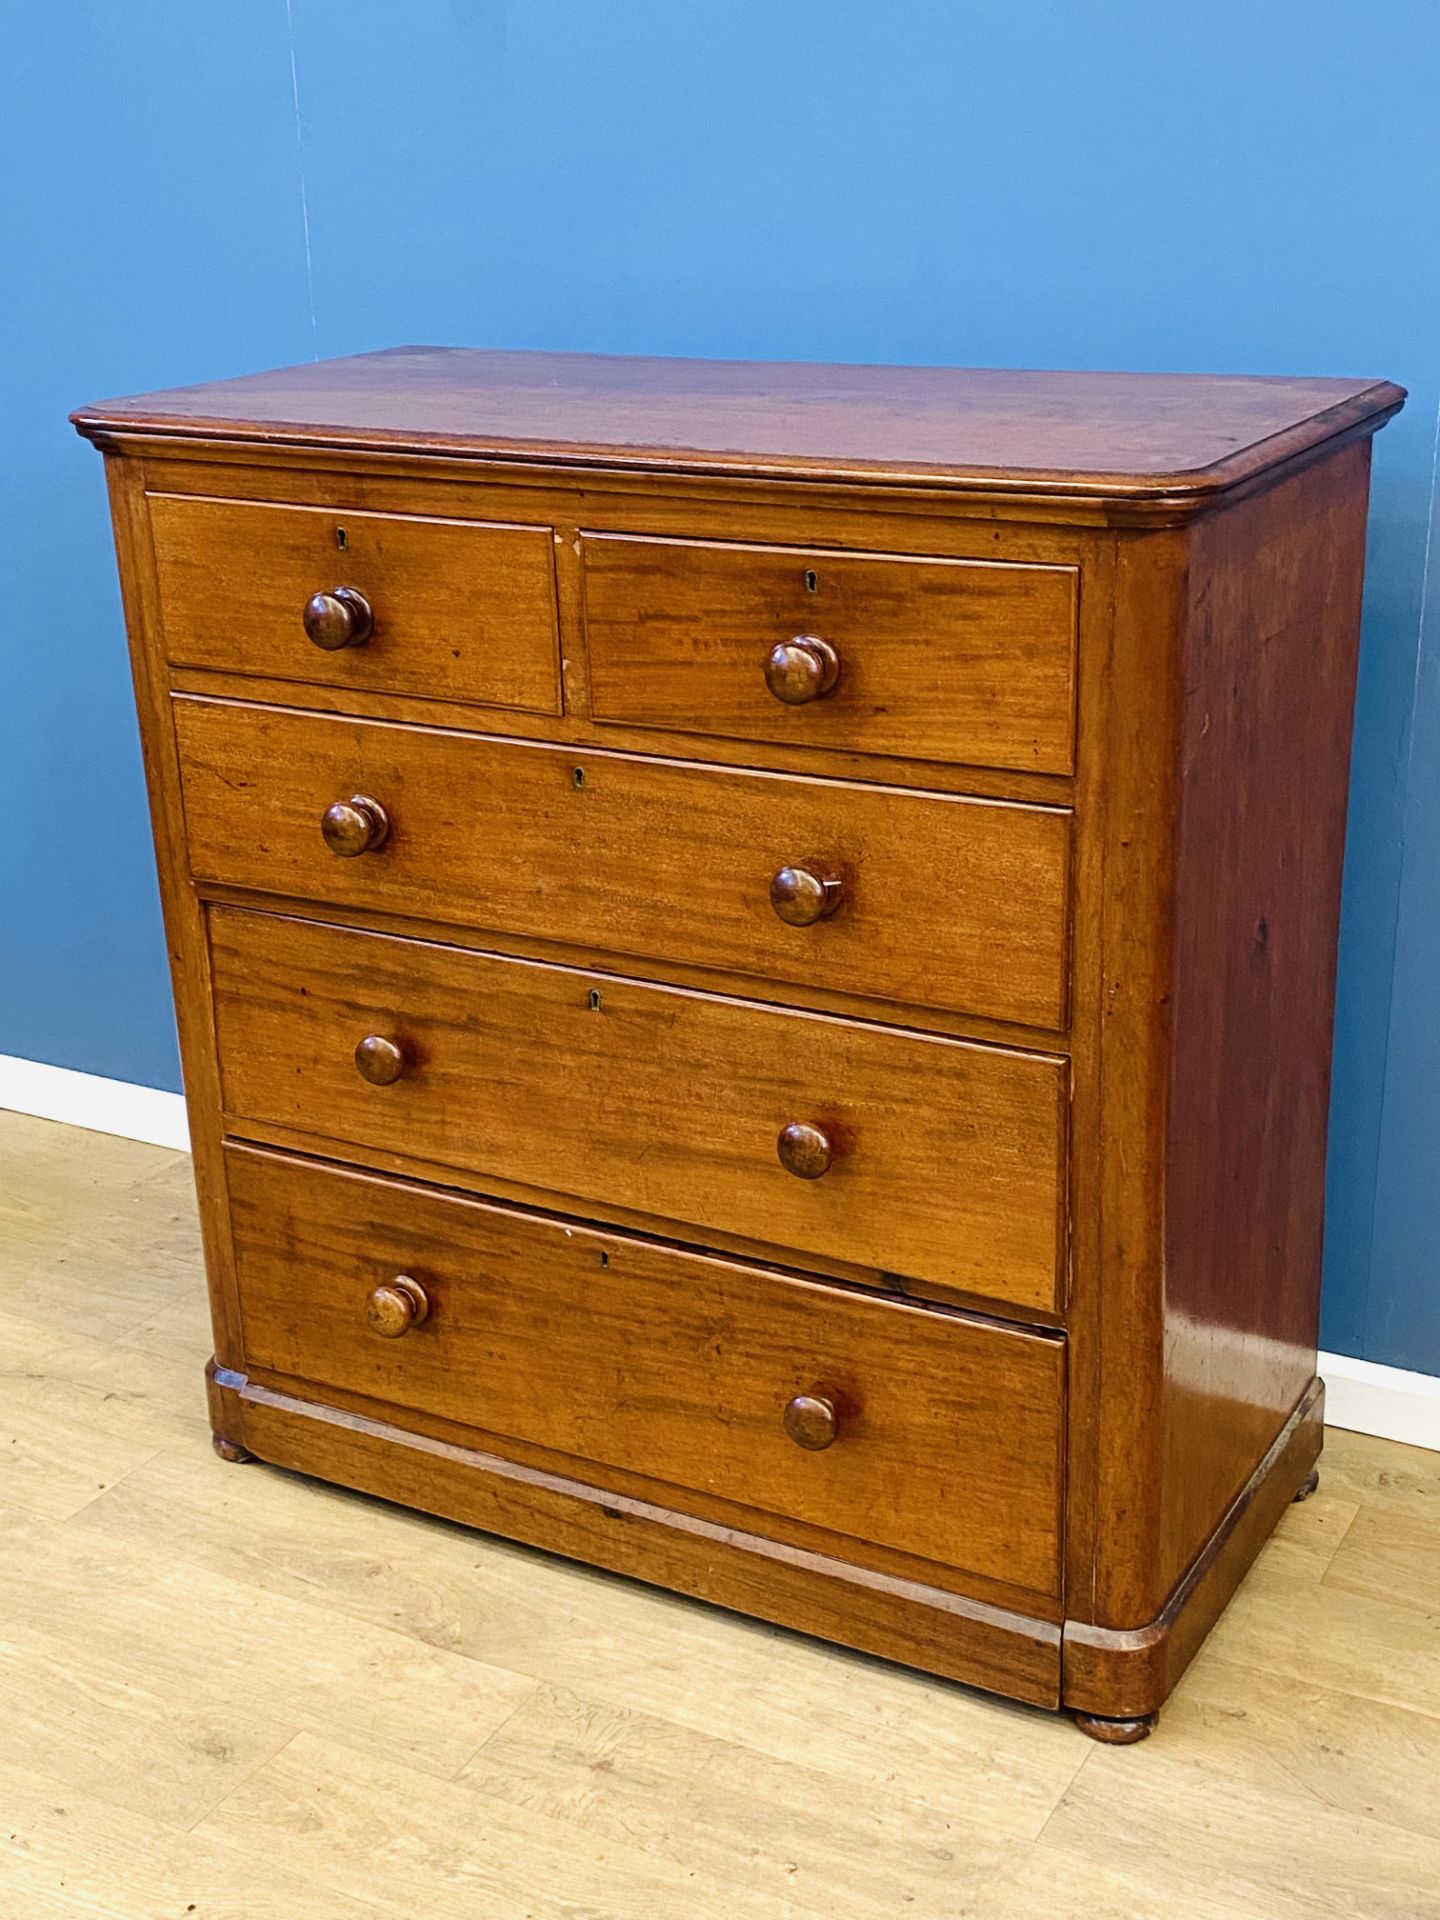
[[74, 349, 1403, 1740]]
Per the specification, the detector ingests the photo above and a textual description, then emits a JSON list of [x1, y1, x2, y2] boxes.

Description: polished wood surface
[[226, 1146, 1065, 1595], [1064, 1383, 1325, 1721], [1157, 447, 1371, 1601], [768, 863, 842, 927], [762, 634, 842, 706], [73, 347, 1404, 516], [77, 349, 1401, 1737], [148, 493, 561, 713], [352, 1033, 406, 1086], [319, 793, 389, 857], [150, 449, 1093, 803], [208, 907, 1067, 1313], [1065, 445, 1380, 1640], [776, 1119, 835, 1182], [783, 1391, 841, 1452], [1071, 1712, 1159, 1746], [174, 697, 1072, 1030], [584, 533, 1076, 772], [302, 584, 373, 650], [363, 1273, 429, 1338]]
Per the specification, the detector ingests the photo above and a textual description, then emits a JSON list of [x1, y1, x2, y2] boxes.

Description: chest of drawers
[[75, 350, 1402, 1740]]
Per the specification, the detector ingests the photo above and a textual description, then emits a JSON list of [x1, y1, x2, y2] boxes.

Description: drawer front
[[227, 1145, 1065, 1595], [149, 494, 561, 714], [176, 699, 1071, 1031], [582, 534, 1077, 773], [210, 908, 1066, 1313]]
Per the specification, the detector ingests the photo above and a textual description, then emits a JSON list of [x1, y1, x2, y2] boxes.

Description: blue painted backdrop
[[3, 2, 1436, 1371]]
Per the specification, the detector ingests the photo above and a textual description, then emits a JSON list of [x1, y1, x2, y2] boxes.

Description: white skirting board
[[1317, 1351, 1440, 1452], [0, 1052, 190, 1153], [1, 1052, 1435, 1451]]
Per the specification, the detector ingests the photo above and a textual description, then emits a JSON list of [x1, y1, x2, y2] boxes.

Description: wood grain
[[73, 346, 1404, 517], [226, 1145, 1065, 1595], [1063, 445, 1378, 1644], [7, 1113, 1440, 1916], [174, 695, 1072, 1030], [207, 906, 1068, 1312], [0, 1753, 409, 1920], [102, 456, 252, 1387], [148, 446, 1094, 803], [195, 1728, 838, 1920], [1160, 1651, 1440, 1844], [222, 1366, 1066, 1706], [149, 491, 562, 714], [72, 349, 1404, 1734], [0, 1618, 294, 1829], [63, 1435, 1083, 1840], [1062, 1381, 1323, 1718], [1158, 444, 1373, 1597], [582, 531, 1077, 773], [1040, 1745, 1440, 1920], [7, 1506, 536, 1780]]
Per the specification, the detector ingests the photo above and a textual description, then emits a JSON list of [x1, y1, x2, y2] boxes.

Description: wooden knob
[[770, 865, 842, 927], [764, 636, 840, 705], [321, 794, 389, 857], [366, 1274, 429, 1337], [784, 1391, 839, 1451], [303, 586, 373, 650], [777, 1121, 833, 1180], [354, 1034, 406, 1085]]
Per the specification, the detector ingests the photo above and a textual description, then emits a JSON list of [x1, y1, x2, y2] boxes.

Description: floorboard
[[2, 1109, 1437, 1918]]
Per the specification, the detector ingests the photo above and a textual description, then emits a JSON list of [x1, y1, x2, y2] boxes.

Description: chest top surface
[[73, 347, 1402, 512]]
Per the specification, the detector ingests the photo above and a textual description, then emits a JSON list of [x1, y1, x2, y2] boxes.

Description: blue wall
[[3, 2, 1436, 1372]]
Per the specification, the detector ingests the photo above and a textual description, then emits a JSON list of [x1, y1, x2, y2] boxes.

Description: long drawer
[[149, 494, 562, 714], [208, 907, 1067, 1313], [581, 532, 1078, 773], [227, 1145, 1066, 1596], [175, 697, 1071, 1031]]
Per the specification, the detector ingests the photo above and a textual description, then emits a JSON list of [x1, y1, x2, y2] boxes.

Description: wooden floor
[[2, 1111, 1439, 1919]]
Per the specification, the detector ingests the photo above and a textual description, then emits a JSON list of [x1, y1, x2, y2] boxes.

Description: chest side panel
[[1158, 442, 1372, 1598]]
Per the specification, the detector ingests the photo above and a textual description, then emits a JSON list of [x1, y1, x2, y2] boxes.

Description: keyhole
[[572, 767, 586, 790], [588, 987, 602, 1011], [804, 569, 818, 593], [335, 526, 348, 551]]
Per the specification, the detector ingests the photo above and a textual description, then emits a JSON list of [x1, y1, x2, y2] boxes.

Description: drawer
[[581, 533, 1078, 774], [176, 698, 1071, 1031], [227, 1145, 1065, 1596], [209, 908, 1067, 1314], [149, 494, 561, 714]]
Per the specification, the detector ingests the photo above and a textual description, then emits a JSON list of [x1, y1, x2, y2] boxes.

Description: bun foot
[[212, 1434, 254, 1464], [1293, 1466, 1320, 1502], [1074, 1710, 1159, 1745]]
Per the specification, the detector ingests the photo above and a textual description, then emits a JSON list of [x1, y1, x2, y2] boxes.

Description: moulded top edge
[[71, 346, 1406, 514]]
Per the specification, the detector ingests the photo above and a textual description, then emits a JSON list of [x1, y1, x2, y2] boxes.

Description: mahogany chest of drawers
[[74, 350, 1403, 1739]]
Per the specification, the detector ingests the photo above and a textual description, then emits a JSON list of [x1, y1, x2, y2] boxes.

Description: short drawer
[[581, 533, 1078, 774], [176, 698, 1071, 1031], [227, 1145, 1065, 1596], [149, 494, 561, 714], [209, 908, 1067, 1314]]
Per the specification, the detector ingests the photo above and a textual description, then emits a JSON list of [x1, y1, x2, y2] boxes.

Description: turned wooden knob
[[770, 865, 842, 926], [784, 1391, 839, 1451], [777, 1121, 833, 1179], [354, 1034, 406, 1085], [303, 586, 373, 650], [366, 1274, 429, 1337], [763, 635, 840, 705], [321, 794, 389, 857]]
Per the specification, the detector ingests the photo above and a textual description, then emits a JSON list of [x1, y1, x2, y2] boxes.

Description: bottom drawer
[[226, 1145, 1065, 1598]]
